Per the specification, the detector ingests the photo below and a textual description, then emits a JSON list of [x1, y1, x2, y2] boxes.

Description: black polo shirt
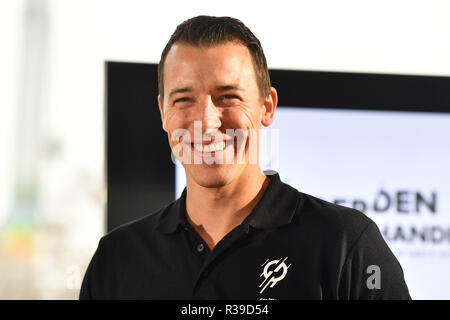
[[79, 172, 411, 300]]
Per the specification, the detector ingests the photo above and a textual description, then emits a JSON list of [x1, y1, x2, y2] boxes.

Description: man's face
[[158, 42, 276, 188]]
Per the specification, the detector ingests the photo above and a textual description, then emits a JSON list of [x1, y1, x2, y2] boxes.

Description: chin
[[186, 163, 235, 189]]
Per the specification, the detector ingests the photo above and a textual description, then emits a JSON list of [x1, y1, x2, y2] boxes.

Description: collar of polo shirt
[[156, 171, 303, 235]]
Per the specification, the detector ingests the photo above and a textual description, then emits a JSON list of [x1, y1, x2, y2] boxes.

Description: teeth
[[194, 141, 226, 153]]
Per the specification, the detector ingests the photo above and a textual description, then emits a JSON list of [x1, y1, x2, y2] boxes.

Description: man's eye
[[221, 95, 240, 101], [174, 97, 190, 104]]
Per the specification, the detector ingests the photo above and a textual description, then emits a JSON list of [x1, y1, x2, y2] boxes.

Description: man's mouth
[[189, 139, 234, 155], [193, 141, 226, 153]]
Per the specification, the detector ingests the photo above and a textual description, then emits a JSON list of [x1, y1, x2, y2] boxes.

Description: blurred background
[[0, 0, 449, 299]]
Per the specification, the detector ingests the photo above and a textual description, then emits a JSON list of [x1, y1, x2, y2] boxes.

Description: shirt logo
[[259, 257, 291, 294]]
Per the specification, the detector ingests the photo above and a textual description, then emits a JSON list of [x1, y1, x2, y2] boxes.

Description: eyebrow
[[168, 87, 194, 99], [215, 85, 245, 92]]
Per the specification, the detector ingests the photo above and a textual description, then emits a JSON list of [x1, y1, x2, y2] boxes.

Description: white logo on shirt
[[259, 257, 291, 294]]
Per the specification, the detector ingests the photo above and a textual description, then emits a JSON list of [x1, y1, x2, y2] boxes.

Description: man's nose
[[198, 96, 222, 132]]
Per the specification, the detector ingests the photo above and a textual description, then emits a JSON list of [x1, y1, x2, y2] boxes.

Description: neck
[[185, 166, 269, 250]]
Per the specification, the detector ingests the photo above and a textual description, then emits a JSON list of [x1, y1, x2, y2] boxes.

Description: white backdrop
[[264, 108, 450, 300]]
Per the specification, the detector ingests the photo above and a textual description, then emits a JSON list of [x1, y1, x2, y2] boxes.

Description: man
[[80, 15, 410, 299]]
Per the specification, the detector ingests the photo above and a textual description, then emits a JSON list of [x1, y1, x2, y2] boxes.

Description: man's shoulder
[[290, 187, 376, 241], [299, 191, 372, 224], [99, 201, 174, 244]]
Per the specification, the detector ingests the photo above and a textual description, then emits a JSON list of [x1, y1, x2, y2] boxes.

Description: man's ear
[[261, 87, 278, 127], [157, 95, 168, 132]]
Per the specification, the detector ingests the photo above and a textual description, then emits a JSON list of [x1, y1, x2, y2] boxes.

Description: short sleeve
[[338, 221, 411, 300]]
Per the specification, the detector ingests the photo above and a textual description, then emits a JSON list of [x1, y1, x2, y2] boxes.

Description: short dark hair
[[158, 15, 271, 102]]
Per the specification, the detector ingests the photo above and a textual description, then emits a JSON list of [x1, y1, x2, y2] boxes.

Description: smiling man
[[80, 16, 411, 300]]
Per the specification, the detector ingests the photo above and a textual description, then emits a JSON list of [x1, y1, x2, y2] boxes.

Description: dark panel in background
[[106, 62, 174, 232], [270, 69, 450, 112]]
